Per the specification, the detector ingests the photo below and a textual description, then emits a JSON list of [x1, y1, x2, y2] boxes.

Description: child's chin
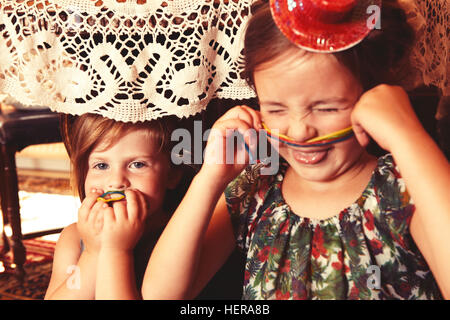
[[296, 170, 334, 183], [287, 158, 337, 182]]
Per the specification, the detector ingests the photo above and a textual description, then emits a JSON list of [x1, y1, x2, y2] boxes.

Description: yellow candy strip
[[306, 126, 353, 143], [261, 123, 353, 144], [261, 123, 296, 142], [97, 190, 126, 203]]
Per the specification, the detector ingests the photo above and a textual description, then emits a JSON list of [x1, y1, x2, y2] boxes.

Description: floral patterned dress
[[224, 154, 442, 299]]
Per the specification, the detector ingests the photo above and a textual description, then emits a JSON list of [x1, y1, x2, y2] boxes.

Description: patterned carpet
[[17, 174, 73, 195], [0, 238, 55, 300], [0, 174, 74, 300]]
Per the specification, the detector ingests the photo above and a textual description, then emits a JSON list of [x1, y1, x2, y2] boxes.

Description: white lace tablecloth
[[0, 0, 446, 122], [0, 0, 256, 122], [398, 0, 449, 97]]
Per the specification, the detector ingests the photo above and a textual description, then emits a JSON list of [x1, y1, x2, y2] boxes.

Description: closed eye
[[315, 108, 339, 113], [259, 101, 288, 115], [264, 108, 287, 115], [310, 97, 351, 113]]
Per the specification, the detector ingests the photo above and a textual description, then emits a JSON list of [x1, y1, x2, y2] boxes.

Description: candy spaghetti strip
[[261, 123, 297, 143], [261, 123, 354, 148], [265, 130, 354, 148], [97, 190, 126, 203], [244, 124, 354, 164], [306, 126, 353, 143]]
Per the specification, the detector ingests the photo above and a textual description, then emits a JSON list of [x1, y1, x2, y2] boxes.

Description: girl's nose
[[108, 170, 129, 190], [286, 114, 316, 143]]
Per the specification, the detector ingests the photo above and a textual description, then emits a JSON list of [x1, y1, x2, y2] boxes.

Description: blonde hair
[[67, 113, 177, 200]]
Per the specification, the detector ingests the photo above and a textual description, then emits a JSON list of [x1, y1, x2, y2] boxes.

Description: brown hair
[[243, 0, 415, 92], [66, 113, 179, 200]]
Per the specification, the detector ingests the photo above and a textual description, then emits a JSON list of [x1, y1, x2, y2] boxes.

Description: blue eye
[[93, 162, 109, 170], [130, 161, 147, 169]]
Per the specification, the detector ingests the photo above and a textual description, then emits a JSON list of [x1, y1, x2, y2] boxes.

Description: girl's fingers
[[352, 123, 370, 148], [135, 190, 148, 219], [112, 200, 128, 223], [95, 204, 111, 230], [351, 106, 372, 148], [222, 119, 257, 157], [236, 105, 262, 131], [205, 121, 252, 165], [210, 118, 254, 154], [221, 105, 262, 130], [244, 106, 263, 131], [124, 189, 140, 222], [211, 106, 263, 162], [216, 118, 254, 138], [78, 189, 103, 223], [89, 200, 106, 225], [243, 128, 258, 163], [102, 204, 115, 226]]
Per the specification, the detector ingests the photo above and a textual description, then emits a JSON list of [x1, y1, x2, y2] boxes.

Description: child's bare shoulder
[[55, 223, 82, 255]]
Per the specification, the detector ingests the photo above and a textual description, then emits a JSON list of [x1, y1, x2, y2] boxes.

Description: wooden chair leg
[[0, 144, 26, 281], [0, 150, 9, 256], [1, 194, 10, 255], [1, 232, 9, 256]]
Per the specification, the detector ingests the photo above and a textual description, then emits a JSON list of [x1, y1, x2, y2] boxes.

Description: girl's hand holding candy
[[94, 188, 150, 299], [100, 188, 149, 252], [79, 187, 149, 254], [200, 105, 262, 188], [77, 188, 106, 255]]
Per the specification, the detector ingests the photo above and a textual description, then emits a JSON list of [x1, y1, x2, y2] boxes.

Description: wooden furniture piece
[[0, 104, 62, 281]]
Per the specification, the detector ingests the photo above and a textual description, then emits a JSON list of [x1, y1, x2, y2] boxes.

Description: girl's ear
[[166, 166, 183, 190]]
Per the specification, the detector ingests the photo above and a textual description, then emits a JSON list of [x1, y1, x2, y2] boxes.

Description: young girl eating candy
[[143, 0, 450, 299], [45, 114, 182, 299]]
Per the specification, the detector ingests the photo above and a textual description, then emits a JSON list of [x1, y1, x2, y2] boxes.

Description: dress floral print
[[224, 154, 442, 300]]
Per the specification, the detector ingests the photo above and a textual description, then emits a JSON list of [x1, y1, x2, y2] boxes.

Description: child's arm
[[45, 189, 104, 299], [352, 85, 450, 298], [142, 106, 261, 299], [44, 224, 98, 299], [142, 175, 236, 299], [95, 189, 148, 300]]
